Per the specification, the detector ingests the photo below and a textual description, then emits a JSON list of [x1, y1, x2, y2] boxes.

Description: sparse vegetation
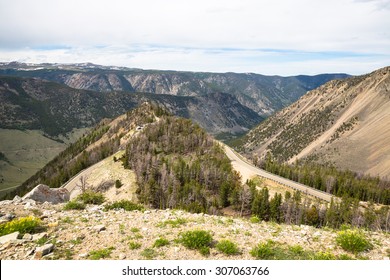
[[179, 230, 213, 255], [63, 200, 86, 210], [70, 237, 83, 245], [88, 247, 115, 260], [129, 241, 142, 250], [249, 240, 352, 260], [250, 240, 275, 259], [153, 238, 170, 248], [336, 229, 373, 254], [35, 236, 49, 246], [249, 216, 260, 223], [140, 248, 157, 260], [104, 200, 144, 211], [0, 216, 42, 236], [216, 240, 240, 255], [157, 218, 188, 228], [77, 191, 105, 205], [130, 227, 140, 233]]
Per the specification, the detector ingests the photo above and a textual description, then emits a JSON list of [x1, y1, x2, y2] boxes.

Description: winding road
[[223, 144, 335, 203]]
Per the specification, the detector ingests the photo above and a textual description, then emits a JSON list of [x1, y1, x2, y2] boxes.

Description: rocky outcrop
[[22, 184, 70, 204]]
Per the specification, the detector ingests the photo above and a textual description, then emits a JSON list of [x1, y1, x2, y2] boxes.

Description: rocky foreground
[[0, 196, 389, 260]]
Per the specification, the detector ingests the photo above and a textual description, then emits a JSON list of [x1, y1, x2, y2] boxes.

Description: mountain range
[[0, 62, 349, 116]]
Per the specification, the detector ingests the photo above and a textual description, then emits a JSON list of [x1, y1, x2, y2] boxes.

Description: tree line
[[257, 154, 390, 205], [238, 180, 390, 232]]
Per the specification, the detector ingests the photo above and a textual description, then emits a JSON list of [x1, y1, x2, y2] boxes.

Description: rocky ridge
[[0, 196, 389, 260]]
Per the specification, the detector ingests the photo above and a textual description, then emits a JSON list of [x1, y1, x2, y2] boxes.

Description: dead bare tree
[[239, 184, 252, 217], [76, 175, 90, 193]]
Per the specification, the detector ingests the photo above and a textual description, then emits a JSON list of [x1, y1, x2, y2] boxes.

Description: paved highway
[[223, 145, 335, 202]]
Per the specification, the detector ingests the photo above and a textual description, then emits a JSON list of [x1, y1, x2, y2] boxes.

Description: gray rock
[[23, 233, 33, 241], [0, 232, 21, 244], [78, 253, 89, 258], [32, 232, 48, 241], [35, 243, 54, 257], [0, 231, 20, 244], [4, 213, 16, 221], [93, 225, 106, 233], [22, 198, 36, 205], [0, 200, 13, 206], [24, 202, 35, 210], [12, 195, 22, 203], [24, 249, 35, 258], [119, 253, 126, 260], [22, 184, 70, 204]]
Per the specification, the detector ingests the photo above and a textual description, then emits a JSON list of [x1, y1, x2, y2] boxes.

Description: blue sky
[[0, 0, 389, 75]]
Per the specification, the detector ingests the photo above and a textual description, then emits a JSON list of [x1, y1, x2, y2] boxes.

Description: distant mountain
[[237, 66, 390, 178], [0, 62, 350, 116], [0, 75, 262, 137]]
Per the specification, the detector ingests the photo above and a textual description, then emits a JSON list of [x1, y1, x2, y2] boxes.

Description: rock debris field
[[0, 197, 389, 260]]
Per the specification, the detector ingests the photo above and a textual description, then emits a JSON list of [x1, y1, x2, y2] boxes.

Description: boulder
[[34, 243, 54, 258], [22, 184, 70, 204], [93, 225, 106, 233], [0, 232, 21, 244]]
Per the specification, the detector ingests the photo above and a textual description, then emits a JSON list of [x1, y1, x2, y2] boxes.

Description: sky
[[0, 0, 389, 76]]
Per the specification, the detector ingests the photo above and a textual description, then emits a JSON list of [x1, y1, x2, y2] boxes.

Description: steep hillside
[[238, 66, 390, 178], [0, 62, 349, 116]]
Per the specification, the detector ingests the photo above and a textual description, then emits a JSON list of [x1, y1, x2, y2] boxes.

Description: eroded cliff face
[[239, 66, 390, 178]]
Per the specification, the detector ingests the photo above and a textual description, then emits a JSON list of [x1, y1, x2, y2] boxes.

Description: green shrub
[[129, 241, 141, 250], [216, 240, 240, 255], [104, 200, 144, 211], [157, 218, 188, 228], [140, 248, 157, 260], [77, 191, 105, 205], [154, 238, 170, 248], [313, 251, 336, 260], [179, 230, 213, 250], [250, 240, 275, 259], [35, 236, 49, 246], [63, 200, 86, 210], [338, 254, 355, 260], [115, 179, 123, 189], [130, 227, 140, 233], [88, 247, 114, 260], [336, 230, 373, 254], [0, 216, 42, 236], [199, 246, 210, 256], [249, 216, 260, 223]]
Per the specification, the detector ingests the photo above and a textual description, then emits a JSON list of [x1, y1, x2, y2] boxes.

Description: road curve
[[223, 144, 335, 203]]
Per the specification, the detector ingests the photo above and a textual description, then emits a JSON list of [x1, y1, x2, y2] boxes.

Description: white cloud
[[0, 0, 389, 75]]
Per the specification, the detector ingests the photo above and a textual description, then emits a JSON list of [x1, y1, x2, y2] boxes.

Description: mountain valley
[[1, 64, 389, 261]]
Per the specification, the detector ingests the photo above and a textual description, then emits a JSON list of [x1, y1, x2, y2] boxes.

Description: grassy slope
[[0, 128, 87, 195]]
